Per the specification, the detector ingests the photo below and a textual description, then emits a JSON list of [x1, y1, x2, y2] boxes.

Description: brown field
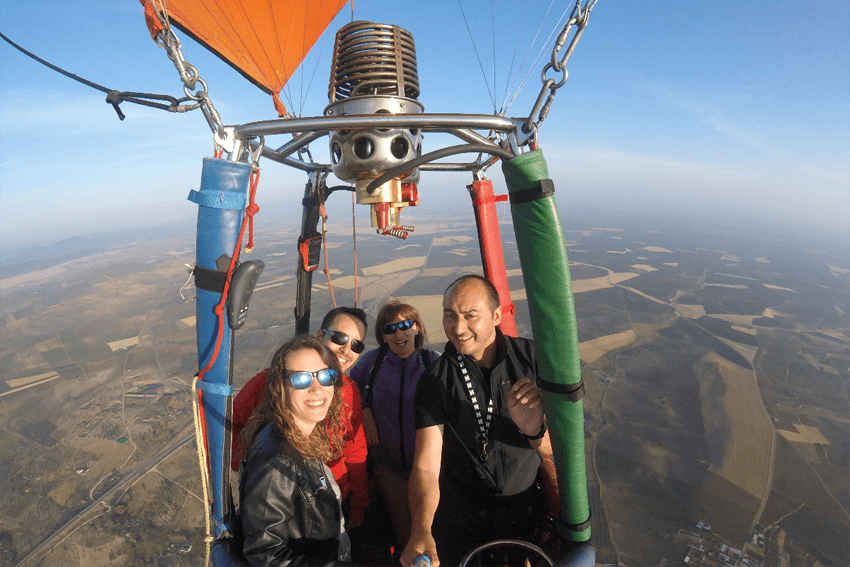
[[693, 352, 771, 499], [718, 337, 759, 365], [763, 284, 796, 293], [579, 330, 636, 364], [677, 304, 706, 319]]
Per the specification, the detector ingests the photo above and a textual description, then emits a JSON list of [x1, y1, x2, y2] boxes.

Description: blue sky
[[1, 0, 847, 251]]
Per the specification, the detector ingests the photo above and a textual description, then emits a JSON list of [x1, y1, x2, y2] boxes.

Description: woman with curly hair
[[239, 335, 352, 566]]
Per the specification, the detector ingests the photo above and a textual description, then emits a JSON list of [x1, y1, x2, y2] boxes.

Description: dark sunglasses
[[322, 329, 366, 354], [288, 368, 338, 390], [381, 319, 415, 335]]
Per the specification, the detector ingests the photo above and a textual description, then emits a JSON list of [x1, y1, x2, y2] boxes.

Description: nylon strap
[[213, 518, 233, 534], [188, 189, 247, 210], [472, 194, 509, 207], [539, 377, 585, 402], [194, 266, 227, 293], [363, 343, 390, 409], [457, 354, 494, 460], [555, 512, 592, 536], [195, 381, 233, 397], [508, 178, 555, 205]]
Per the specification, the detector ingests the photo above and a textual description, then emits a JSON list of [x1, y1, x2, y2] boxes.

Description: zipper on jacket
[[398, 358, 407, 470]]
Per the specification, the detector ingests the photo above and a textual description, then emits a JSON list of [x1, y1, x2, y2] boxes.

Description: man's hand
[[507, 378, 544, 436], [362, 407, 380, 446], [400, 530, 439, 567]]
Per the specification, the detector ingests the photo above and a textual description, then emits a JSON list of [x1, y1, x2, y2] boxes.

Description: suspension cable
[[498, 1, 529, 113], [457, 0, 496, 112], [351, 192, 359, 308], [503, 0, 570, 114], [0, 31, 200, 120], [522, 0, 597, 133]]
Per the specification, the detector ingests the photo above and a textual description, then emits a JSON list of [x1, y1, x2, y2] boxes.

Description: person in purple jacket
[[349, 301, 440, 551]]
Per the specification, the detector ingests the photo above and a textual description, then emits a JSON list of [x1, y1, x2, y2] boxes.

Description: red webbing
[[140, 0, 166, 41]]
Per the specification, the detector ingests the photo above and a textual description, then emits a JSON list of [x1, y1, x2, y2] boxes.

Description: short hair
[[444, 274, 500, 313], [375, 301, 426, 350], [320, 306, 368, 333]]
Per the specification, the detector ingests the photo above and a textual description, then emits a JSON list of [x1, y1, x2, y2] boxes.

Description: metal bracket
[[509, 119, 536, 152], [214, 126, 237, 155]]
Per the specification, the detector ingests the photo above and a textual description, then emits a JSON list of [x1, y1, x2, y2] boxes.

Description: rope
[[351, 192, 359, 307], [0, 31, 200, 120], [191, 376, 215, 567], [317, 188, 337, 308], [244, 170, 261, 253]]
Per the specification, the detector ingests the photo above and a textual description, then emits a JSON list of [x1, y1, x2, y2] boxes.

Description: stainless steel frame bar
[[248, 115, 517, 172], [234, 113, 516, 139]]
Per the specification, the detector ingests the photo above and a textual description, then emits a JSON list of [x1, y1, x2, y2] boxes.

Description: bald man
[[401, 275, 552, 567]]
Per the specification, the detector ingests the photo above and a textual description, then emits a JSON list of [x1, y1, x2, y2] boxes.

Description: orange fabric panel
[[141, 0, 348, 114]]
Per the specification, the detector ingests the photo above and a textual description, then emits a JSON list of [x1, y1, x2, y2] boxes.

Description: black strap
[[555, 512, 592, 536], [363, 343, 390, 409], [194, 265, 228, 293], [539, 378, 585, 403], [419, 349, 433, 367], [509, 179, 555, 205]]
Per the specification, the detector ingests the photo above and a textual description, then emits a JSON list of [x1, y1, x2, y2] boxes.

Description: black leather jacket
[[240, 423, 351, 567]]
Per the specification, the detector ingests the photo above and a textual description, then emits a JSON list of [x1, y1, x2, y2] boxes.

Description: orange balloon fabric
[[141, 0, 349, 116]]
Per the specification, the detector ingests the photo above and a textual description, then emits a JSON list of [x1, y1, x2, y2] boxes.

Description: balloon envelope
[[141, 0, 349, 115]]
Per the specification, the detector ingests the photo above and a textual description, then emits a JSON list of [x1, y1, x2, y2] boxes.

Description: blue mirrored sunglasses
[[381, 319, 415, 335], [287, 368, 338, 390]]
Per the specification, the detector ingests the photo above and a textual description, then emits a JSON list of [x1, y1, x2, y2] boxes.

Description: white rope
[[191, 376, 214, 567]]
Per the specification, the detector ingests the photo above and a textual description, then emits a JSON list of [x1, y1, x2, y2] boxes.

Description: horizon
[[1, 1, 848, 250]]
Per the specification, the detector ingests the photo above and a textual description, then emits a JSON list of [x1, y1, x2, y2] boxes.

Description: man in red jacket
[[231, 307, 370, 527]]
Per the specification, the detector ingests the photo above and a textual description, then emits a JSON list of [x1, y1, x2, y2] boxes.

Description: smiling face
[[318, 313, 366, 373], [443, 279, 502, 367], [284, 348, 335, 436], [383, 316, 419, 359]]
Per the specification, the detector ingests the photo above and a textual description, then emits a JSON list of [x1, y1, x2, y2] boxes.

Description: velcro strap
[[188, 189, 247, 210], [472, 194, 509, 207], [194, 266, 227, 293], [509, 179, 555, 205], [195, 381, 233, 396], [555, 512, 592, 537], [213, 518, 232, 534], [539, 378, 585, 402]]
